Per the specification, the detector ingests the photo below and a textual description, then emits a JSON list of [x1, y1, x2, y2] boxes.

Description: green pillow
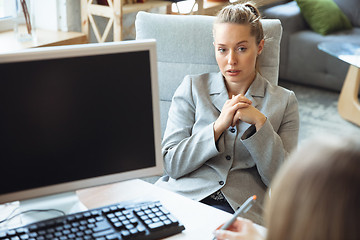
[[295, 0, 353, 35]]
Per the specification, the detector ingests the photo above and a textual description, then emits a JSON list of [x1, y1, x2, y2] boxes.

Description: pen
[[213, 195, 257, 240]]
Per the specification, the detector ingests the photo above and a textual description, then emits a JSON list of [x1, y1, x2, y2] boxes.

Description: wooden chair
[[81, 0, 172, 42]]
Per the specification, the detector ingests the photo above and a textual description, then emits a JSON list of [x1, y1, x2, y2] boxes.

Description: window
[[0, 0, 16, 32], [0, 0, 15, 19], [0, 0, 69, 33]]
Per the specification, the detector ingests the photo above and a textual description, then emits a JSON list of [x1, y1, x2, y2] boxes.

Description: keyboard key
[[107, 233, 121, 239], [148, 221, 164, 230], [20, 234, 29, 240], [129, 228, 138, 234], [159, 207, 170, 214], [84, 212, 91, 218], [120, 230, 130, 238], [110, 206, 118, 211], [164, 219, 172, 225], [114, 212, 123, 217], [155, 211, 163, 217], [68, 233, 76, 238], [114, 222, 123, 228], [93, 221, 112, 232], [125, 224, 134, 230], [144, 219, 152, 225], [167, 214, 179, 224], [92, 229, 115, 238], [137, 225, 146, 233]]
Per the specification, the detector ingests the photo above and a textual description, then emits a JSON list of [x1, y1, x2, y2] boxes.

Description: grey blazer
[[156, 72, 299, 223]]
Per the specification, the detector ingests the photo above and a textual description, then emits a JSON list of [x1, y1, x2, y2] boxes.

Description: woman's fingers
[[232, 94, 252, 105], [214, 229, 246, 240], [213, 217, 262, 240], [231, 103, 250, 126], [216, 95, 251, 132]]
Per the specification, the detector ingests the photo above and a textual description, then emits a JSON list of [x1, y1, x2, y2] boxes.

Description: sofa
[[263, 0, 360, 92]]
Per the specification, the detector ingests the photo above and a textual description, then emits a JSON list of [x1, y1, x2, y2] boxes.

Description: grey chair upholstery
[[135, 11, 283, 137]]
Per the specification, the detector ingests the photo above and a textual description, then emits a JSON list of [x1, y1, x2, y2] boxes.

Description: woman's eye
[[238, 47, 247, 52], [218, 48, 226, 53]]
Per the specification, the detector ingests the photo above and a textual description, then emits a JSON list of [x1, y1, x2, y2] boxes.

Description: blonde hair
[[213, 1, 264, 45], [265, 135, 360, 240]]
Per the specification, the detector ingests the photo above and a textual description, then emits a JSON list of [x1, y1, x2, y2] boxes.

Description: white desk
[[76, 179, 267, 239], [0, 179, 266, 239]]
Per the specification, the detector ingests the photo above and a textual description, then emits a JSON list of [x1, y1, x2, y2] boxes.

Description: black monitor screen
[[0, 46, 157, 197]]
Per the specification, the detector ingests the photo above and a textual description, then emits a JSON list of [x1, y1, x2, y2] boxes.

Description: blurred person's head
[[265, 135, 360, 240]]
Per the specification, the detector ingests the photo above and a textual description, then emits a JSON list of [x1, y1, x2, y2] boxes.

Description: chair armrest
[[263, 1, 308, 33]]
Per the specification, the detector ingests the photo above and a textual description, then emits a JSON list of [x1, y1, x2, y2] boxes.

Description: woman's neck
[[225, 71, 257, 98]]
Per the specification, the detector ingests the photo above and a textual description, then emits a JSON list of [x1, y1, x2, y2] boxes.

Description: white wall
[[34, 0, 59, 31]]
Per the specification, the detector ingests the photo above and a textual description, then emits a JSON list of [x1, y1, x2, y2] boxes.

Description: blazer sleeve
[[161, 75, 221, 179], [241, 90, 299, 186]]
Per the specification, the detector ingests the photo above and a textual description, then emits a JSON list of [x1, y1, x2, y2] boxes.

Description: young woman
[[155, 2, 299, 225], [213, 135, 360, 240]]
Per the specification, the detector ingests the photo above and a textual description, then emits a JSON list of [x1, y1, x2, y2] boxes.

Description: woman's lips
[[226, 69, 241, 76]]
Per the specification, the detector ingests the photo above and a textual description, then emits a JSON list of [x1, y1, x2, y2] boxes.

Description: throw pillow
[[295, 0, 353, 35]]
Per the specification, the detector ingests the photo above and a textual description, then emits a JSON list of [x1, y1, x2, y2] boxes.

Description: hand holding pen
[[213, 195, 258, 240]]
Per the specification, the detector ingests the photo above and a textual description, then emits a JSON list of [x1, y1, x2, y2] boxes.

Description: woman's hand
[[214, 94, 251, 141], [214, 217, 264, 240], [233, 101, 266, 131]]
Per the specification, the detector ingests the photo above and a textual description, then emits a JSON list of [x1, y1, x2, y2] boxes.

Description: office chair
[[135, 11, 283, 137]]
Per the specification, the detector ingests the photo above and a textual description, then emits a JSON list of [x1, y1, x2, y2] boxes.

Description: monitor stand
[[19, 191, 88, 225]]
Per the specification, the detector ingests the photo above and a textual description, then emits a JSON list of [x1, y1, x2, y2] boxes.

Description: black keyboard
[[0, 199, 185, 240]]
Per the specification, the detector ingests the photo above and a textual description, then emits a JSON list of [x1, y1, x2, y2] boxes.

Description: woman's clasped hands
[[214, 94, 266, 141]]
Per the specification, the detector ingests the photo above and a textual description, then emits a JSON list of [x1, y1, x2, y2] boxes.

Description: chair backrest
[[135, 11, 282, 137]]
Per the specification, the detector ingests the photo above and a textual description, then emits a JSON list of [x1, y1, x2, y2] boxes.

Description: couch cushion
[[333, 0, 360, 28], [295, 0, 353, 35], [287, 28, 360, 91]]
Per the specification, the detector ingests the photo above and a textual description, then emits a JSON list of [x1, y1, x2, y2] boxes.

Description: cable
[[0, 206, 19, 225], [0, 208, 66, 226]]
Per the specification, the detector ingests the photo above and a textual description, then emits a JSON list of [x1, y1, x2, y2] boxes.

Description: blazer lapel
[[245, 72, 266, 109], [210, 72, 228, 112], [210, 72, 266, 112]]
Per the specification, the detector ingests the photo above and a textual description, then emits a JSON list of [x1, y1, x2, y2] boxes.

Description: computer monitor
[[0, 39, 163, 224]]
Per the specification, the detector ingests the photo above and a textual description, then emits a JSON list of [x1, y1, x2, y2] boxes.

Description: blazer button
[[226, 155, 231, 160], [219, 181, 224, 185], [230, 128, 235, 133]]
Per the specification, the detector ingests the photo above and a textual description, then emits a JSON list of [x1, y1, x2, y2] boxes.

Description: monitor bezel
[[0, 39, 163, 204]]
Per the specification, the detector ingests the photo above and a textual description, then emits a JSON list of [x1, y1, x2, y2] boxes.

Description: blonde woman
[[155, 2, 299, 224], [214, 135, 360, 240]]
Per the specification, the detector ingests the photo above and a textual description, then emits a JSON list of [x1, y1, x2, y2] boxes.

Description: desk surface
[[77, 179, 267, 239]]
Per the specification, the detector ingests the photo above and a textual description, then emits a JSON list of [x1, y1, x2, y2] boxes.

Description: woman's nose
[[228, 51, 237, 65]]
